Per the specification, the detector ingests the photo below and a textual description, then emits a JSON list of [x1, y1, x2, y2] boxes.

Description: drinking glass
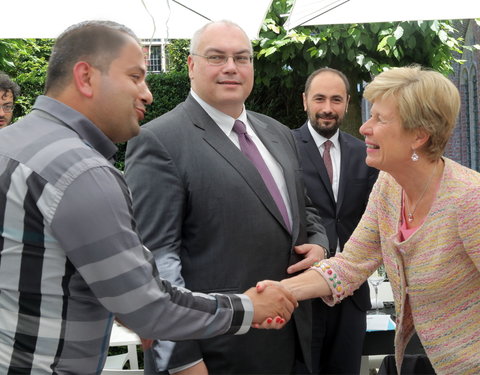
[[368, 265, 386, 314]]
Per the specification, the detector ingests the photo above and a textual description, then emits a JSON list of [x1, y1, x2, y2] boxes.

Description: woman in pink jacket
[[260, 65, 480, 374]]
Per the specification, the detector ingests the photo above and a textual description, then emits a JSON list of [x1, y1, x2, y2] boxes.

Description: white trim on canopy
[[284, 0, 480, 30], [2, 0, 273, 39]]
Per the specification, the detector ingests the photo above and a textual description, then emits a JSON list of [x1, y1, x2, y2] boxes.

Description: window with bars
[[143, 40, 165, 73]]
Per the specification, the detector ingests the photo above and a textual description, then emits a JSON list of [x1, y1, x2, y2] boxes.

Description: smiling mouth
[[366, 144, 380, 149], [219, 81, 240, 85], [135, 108, 145, 120]]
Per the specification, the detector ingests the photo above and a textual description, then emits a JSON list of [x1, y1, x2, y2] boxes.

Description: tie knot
[[324, 140, 333, 151], [233, 120, 247, 135]]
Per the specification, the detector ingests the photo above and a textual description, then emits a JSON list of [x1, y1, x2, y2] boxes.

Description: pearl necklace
[[405, 162, 438, 223]]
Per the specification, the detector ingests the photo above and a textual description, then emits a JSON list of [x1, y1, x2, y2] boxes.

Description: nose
[[140, 82, 153, 105], [222, 56, 238, 72], [359, 118, 372, 136], [322, 100, 333, 114]]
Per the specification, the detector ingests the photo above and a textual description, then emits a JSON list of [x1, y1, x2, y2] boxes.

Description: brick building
[[445, 19, 480, 171]]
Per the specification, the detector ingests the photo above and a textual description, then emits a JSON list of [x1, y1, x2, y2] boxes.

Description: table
[[108, 323, 141, 370], [360, 282, 426, 374], [363, 282, 425, 355]]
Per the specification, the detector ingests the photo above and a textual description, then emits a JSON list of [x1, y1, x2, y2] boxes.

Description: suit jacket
[[125, 95, 328, 374], [292, 123, 378, 311]]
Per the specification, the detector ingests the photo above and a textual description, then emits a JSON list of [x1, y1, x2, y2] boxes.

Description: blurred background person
[[292, 67, 378, 374], [0, 71, 20, 127], [260, 65, 480, 375]]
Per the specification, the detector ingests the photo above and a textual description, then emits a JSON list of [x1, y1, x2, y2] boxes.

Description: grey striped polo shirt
[[0, 96, 252, 374]]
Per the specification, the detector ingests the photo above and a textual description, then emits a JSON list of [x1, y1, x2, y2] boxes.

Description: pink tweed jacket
[[314, 158, 480, 374]]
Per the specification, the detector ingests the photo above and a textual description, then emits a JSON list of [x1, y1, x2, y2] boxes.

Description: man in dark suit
[[292, 68, 379, 374], [124, 21, 329, 375]]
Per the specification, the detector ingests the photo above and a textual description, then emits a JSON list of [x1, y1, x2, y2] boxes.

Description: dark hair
[[45, 20, 140, 95], [0, 72, 21, 101], [304, 67, 350, 95]]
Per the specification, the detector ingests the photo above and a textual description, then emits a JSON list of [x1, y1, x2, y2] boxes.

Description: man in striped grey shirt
[[0, 20, 296, 374]]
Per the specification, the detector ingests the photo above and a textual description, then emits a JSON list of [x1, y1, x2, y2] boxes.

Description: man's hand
[[244, 284, 297, 327], [287, 243, 327, 274], [140, 337, 154, 349]]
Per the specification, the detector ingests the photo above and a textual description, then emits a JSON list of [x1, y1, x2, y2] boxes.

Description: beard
[[309, 112, 342, 138]]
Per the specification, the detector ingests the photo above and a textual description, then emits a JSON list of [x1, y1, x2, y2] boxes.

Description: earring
[[411, 149, 419, 162]]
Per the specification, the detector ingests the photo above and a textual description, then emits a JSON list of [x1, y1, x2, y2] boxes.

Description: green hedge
[[115, 71, 190, 170], [143, 71, 191, 123]]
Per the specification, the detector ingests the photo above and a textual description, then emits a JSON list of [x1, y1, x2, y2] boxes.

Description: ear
[[302, 92, 307, 111], [187, 55, 195, 80], [412, 128, 430, 149], [345, 94, 351, 113], [72, 61, 95, 98]]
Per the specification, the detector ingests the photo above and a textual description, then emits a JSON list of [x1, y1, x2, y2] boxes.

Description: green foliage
[[0, 39, 23, 71], [114, 71, 190, 170], [252, 0, 466, 133], [165, 39, 190, 72], [1, 9, 469, 164], [143, 71, 190, 122], [0, 38, 54, 119]]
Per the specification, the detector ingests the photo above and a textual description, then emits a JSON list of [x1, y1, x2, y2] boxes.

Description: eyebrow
[[312, 94, 344, 100], [128, 65, 147, 76], [203, 48, 252, 55]]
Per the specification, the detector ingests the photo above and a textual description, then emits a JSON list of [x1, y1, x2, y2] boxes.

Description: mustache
[[315, 113, 338, 121]]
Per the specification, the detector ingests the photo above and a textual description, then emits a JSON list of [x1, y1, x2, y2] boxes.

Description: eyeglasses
[[191, 53, 253, 66], [0, 104, 14, 113]]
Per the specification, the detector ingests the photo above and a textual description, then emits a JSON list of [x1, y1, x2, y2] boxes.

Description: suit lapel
[[184, 96, 289, 233], [299, 124, 335, 204]]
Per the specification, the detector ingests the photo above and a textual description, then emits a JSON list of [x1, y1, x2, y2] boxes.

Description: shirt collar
[[190, 89, 248, 134], [307, 120, 340, 150], [33, 95, 118, 162]]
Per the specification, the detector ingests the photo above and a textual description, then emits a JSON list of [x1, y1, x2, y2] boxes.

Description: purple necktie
[[323, 140, 333, 184], [233, 120, 291, 231]]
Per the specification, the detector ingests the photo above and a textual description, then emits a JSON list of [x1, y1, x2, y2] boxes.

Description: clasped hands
[[246, 243, 327, 330]]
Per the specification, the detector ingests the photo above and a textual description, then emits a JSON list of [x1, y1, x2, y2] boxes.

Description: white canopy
[[284, 0, 480, 29], [2, 0, 273, 39]]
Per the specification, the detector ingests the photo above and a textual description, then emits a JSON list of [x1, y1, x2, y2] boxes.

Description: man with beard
[[292, 68, 379, 374], [0, 72, 20, 128]]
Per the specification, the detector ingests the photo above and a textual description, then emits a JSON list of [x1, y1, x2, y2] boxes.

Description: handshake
[[244, 280, 296, 330], [244, 244, 329, 329]]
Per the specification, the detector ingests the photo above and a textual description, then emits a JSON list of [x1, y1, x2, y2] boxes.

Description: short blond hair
[[363, 65, 460, 160]]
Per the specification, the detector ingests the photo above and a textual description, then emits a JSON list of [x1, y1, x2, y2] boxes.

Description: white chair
[[104, 352, 129, 369], [108, 323, 141, 370]]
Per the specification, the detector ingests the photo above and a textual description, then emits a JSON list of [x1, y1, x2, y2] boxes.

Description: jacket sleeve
[[313, 172, 386, 305], [456, 181, 480, 272], [124, 125, 203, 369]]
